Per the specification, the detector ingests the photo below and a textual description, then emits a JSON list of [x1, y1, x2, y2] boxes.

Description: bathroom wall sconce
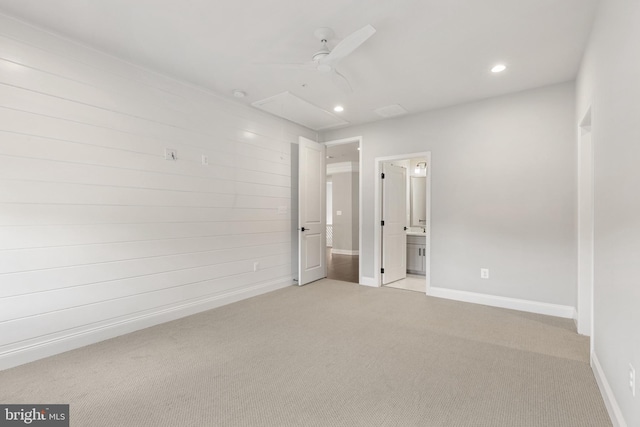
[[414, 162, 427, 175]]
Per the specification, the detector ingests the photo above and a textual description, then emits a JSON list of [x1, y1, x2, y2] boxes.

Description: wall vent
[[374, 104, 409, 118]]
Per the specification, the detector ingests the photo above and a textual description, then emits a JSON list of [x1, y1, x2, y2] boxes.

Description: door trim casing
[[577, 105, 594, 344]]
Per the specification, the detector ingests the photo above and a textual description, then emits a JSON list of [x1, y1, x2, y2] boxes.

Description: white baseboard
[[592, 352, 628, 427], [331, 249, 359, 256], [427, 286, 575, 318], [360, 276, 378, 287], [0, 278, 293, 371]]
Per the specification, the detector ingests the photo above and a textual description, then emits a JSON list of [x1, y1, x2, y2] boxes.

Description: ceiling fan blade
[[254, 61, 317, 71], [332, 69, 353, 93], [321, 24, 376, 64]]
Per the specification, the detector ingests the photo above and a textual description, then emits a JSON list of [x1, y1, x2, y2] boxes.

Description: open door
[[298, 136, 326, 285], [381, 163, 407, 285]]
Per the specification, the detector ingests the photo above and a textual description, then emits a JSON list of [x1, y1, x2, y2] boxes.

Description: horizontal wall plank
[[0, 232, 291, 274], [0, 155, 291, 189], [0, 204, 290, 226], [0, 160, 290, 203], [0, 242, 290, 298], [0, 178, 290, 209], [0, 220, 291, 250]]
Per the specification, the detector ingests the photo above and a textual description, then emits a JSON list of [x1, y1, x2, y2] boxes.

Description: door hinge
[[381, 220, 385, 226], [381, 268, 385, 274], [381, 172, 385, 179]]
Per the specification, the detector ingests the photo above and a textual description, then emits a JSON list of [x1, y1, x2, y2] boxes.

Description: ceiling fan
[[262, 24, 377, 92]]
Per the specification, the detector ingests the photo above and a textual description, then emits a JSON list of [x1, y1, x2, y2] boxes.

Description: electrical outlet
[[630, 364, 636, 397], [253, 262, 259, 272], [201, 154, 209, 166], [165, 148, 177, 161], [480, 268, 489, 279]]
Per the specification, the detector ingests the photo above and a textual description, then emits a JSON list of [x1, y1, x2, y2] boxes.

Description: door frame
[[324, 136, 363, 284], [374, 152, 431, 290], [577, 106, 594, 347]]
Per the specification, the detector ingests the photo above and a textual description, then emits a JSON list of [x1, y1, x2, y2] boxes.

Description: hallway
[[326, 248, 358, 283]]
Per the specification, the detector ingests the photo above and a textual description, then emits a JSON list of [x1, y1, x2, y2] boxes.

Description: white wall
[[331, 171, 359, 254], [323, 83, 577, 307], [577, 1, 640, 425], [0, 14, 315, 369]]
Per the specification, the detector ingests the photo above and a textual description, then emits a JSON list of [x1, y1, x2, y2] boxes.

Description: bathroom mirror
[[410, 177, 426, 227]]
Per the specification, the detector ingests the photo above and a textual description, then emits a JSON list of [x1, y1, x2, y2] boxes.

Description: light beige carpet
[[0, 279, 611, 426]]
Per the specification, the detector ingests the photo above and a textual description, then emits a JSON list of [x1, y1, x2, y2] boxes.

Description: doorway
[[325, 137, 362, 283], [375, 152, 431, 294]]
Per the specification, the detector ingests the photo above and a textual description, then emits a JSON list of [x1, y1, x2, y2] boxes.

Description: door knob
[[300, 227, 306, 232]]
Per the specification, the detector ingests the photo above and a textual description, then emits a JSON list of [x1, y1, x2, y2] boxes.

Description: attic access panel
[[252, 91, 348, 131]]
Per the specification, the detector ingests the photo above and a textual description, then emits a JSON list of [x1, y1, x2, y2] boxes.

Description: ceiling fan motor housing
[[314, 27, 335, 42], [312, 47, 330, 63], [312, 28, 334, 70]]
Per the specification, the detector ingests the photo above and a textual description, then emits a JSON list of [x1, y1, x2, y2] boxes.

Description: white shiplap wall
[[0, 14, 316, 369]]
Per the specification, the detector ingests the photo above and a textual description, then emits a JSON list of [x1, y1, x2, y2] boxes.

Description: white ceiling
[[0, 0, 599, 130]]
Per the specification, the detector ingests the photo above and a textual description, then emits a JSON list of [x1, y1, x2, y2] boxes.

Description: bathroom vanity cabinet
[[406, 234, 426, 275]]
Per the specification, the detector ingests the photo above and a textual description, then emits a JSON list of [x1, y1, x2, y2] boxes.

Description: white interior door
[[381, 163, 407, 285], [298, 136, 326, 285]]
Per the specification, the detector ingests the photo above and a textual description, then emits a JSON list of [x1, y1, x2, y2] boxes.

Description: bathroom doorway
[[324, 137, 362, 283], [375, 152, 431, 293]]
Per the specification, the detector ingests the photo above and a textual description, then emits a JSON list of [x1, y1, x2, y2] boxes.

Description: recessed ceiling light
[[333, 105, 344, 113], [491, 64, 507, 73], [233, 89, 247, 98]]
